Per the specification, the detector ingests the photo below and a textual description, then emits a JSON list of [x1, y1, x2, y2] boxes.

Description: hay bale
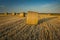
[[16, 13, 19, 15], [48, 14, 50, 15], [12, 12, 15, 15], [19, 12, 25, 17], [4, 12, 7, 15], [26, 11, 38, 25]]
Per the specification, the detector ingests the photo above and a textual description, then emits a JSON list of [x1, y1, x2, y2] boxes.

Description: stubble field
[[0, 14, 60, 40]]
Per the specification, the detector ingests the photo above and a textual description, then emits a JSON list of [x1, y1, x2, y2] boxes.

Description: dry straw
[[12, 12, 15, 16], [5, 12, 7, 15], [19, 12, 25, 17], [26, 11, 38, 25]]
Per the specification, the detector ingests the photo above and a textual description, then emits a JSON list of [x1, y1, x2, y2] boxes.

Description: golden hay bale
[[26, 11, 38, 25], [16, 13, 19, 15], [48, 14, 50, 15], [12, 12, 15, 16], [4, 13, 7, 15], [19, 12, 25, 17]]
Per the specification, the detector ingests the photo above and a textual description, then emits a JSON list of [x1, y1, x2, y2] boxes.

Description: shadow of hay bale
[[38, 17, 57, 24]]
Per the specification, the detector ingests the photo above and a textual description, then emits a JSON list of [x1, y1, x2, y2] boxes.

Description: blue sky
[[0, 0, 60, 13]]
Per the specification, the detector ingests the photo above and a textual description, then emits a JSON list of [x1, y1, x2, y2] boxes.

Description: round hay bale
[[4, 12, 8, 16], [26, 11, 38, 25], [19, 12, 25, 17], [12, 12, 15, 16]]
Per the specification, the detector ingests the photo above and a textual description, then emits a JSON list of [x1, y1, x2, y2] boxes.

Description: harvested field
[[0, 14, 60, 40]]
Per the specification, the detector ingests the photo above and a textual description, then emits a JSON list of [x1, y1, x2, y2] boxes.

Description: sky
[[0, 0, 60, 13]]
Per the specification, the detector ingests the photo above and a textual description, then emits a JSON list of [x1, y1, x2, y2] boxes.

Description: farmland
[[0, 14, 60, 40]]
